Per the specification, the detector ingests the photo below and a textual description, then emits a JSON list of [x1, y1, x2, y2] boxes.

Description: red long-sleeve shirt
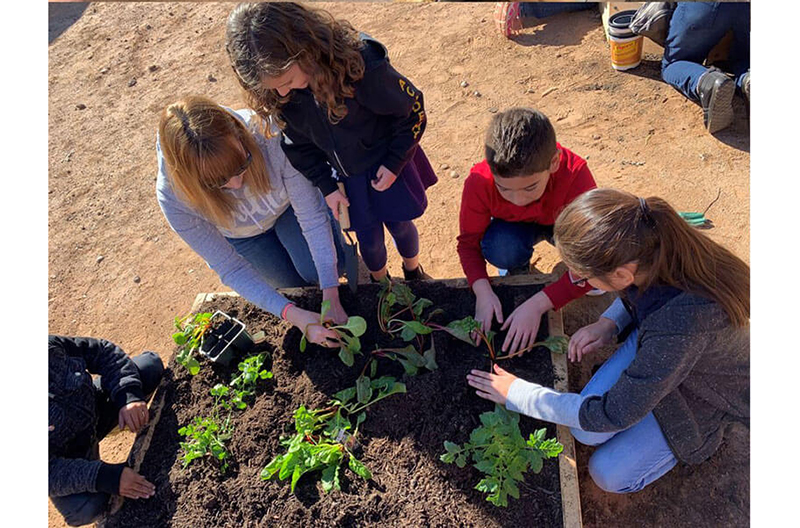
[[457, 144, 597, 310]]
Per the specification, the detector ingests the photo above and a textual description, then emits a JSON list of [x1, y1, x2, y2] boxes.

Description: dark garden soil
[[103, 282, 566, 528]]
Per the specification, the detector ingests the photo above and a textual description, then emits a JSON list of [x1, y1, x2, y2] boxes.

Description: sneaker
[[696, 68, 735, 134], [402, 263, 432, 281], [493, 2, 523, 38]]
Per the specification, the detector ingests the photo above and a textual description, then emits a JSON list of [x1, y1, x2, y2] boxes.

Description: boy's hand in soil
[[325, 189, 350, 222], [466, 364, 519, 405], [322, 287, 348, 325], [119, 467, 156, 500], [568, 317, 617, 363], [118, 401, 149, 433], [472, 278, 503, 342], [371, 165, 397, 192], [500, 291, 553, 355], [285, 305, 341, 348]]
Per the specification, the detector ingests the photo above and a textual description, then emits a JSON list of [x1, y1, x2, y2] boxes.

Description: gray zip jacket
[[156, 109, 339, 317], [506, 293, 749, 464]]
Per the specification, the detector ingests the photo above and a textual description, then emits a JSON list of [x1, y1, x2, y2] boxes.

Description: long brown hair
[[158, 95, 271, 228], [225, 2, 365, 128], [554, 188, 750, 327]]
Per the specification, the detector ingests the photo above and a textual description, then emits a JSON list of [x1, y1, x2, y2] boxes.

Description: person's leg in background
[[661, 2, 745, 133], [354, 222, 389, 281], [480, 219, 553, 276], [51, 492, 111, 527], [384, 220, 430, 280]]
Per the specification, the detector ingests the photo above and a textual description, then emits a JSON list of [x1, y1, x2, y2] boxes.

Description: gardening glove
[[505, 379, 585, 429]]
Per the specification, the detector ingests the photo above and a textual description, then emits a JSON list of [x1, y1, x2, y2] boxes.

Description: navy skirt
[[340, 146, 438, 231]]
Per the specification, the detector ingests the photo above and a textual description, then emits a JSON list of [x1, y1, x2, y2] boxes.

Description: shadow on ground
[[49, 2, 88, 44]]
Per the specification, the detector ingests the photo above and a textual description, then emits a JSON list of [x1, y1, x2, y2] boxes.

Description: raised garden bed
[[101, 278, 580, 528]]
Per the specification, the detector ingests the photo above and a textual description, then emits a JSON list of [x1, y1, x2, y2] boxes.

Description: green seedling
[[441, 404, 563, 507], [262, 379, 405, 494], [300, 300, 367, 367], [371, 341, 438, 376], [377, 281, 442, 339], [172, 312, 213, 375], [229, 353, 273, 409], [178, 384, 235, 473]]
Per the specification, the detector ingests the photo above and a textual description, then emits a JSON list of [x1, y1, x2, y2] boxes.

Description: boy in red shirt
[[457, 108, 597, 355]]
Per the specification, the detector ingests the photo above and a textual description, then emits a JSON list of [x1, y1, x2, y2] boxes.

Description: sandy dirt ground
[[48, 2, 749, 526]]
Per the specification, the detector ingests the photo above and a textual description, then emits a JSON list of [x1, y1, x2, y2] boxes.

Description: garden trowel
[[337, 182, 359, 293]]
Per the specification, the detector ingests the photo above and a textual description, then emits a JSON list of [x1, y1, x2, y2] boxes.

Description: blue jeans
[[227, 206, 346, 289], [570, 330, 678, 493], [480, 219, 554, 274], [661, 2, 750, 102], [519, 2, 596, 19], [50, 352, 165, 526]]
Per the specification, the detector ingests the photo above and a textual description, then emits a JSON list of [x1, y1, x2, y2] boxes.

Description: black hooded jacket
[[279, 35, 427, 196]]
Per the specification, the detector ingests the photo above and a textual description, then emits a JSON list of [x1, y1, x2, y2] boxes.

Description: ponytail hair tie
[[638, 197, 656, 228]]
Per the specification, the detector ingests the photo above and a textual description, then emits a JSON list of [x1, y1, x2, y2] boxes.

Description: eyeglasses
[[213, 149, 252, 189], [568, 269, 591, 288]]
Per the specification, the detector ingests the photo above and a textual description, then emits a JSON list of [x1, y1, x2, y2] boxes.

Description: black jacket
[[48, 335, 144, 497], [280, 35, 427, 197]]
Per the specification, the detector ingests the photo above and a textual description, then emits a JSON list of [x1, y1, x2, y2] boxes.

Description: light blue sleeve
[[505, 379, 585, 429], [155, 139, 291, 317], [601, 296, 633, 334]]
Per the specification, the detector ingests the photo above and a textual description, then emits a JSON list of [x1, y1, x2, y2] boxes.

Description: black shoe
[[696, 68, 735, 134], [506, 263, 530, 276], [402, 263, 432, 281]]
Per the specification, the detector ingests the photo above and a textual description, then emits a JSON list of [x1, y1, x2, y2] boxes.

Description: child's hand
[[322, 287, 348, 325], [568, 317, 617, 363], [500, 292, 552, 355], [466, 364, 519, 405], [325, 189, 350, 221], [371, 165, 397, 192], [473, 279, 503, 342]]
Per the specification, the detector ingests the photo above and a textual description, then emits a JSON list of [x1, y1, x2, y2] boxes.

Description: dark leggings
[[355, 220, 419, 272]]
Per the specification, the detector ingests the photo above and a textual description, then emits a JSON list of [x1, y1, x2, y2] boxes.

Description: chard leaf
[[348, 457, 372, 479], [356, 375, 373, 404]]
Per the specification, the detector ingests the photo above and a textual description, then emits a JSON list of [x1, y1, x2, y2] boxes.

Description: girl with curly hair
[[226, 2, 437, 283]]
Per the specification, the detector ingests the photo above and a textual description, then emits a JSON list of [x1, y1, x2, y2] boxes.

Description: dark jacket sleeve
[[578, 331, 703, 432], [50, 335, 144, 409], [49, 457, 126, 497], [354, 53, 427, 177], [281, 125, 338, 197]]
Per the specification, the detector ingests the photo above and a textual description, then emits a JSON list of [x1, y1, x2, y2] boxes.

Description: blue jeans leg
[[587, 413, 678, 493], [480, 219, 553, 273], [570, 329, 639, 446], [50, 491, 110, 526], [227, 206, 346, 288], [662, 2, 751, 102]]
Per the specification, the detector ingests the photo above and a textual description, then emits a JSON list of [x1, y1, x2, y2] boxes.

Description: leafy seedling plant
[[300, 300, 367, 367], [178, 383, 234, 473], [431, 315, 569, 365], [229, 353, 273, 410], [172, 312, 213, 375], [261, 376, 406, 493], [441, 404, 563, 507]]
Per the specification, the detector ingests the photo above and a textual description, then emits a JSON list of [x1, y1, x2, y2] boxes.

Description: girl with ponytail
[[466, 188, 749, 493]]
